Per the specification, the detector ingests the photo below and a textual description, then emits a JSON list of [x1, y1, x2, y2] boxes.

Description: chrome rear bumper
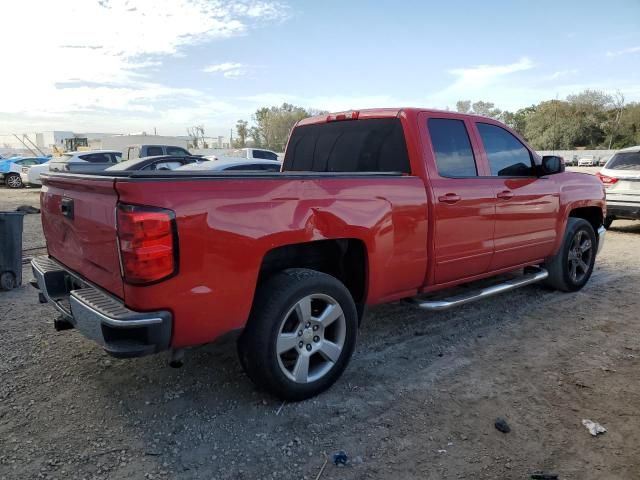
[[31, 255, 172, 358]]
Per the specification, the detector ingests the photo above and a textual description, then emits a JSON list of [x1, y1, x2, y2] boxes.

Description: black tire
[[238, 268, 358, 401], [604, 216, 614, 229], [0, 272, 16, 290], [543, 218, 597, 292], [5, 173, 23, 189]]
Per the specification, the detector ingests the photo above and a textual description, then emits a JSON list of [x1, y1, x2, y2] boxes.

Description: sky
[[1, 0, 639, 137]]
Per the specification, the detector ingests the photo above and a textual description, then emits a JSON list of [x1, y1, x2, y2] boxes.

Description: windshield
[[606, 151, 640, 170]]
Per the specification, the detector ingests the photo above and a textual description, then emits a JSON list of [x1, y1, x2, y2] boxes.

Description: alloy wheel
[[567, 230, 593, 283], [276, 293, 346, 384]]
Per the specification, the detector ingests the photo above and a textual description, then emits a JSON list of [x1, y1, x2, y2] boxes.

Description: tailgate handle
[[60, 198, 74, 219]]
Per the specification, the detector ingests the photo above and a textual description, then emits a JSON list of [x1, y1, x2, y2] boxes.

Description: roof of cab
[[295, 107, 500, 127]]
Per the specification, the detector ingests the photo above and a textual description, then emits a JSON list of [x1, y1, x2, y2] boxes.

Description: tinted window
[[166, 146, 189, 156], [284, 118, 410, 173], [477, 123, 533, 176], [225, 163, 269, 171], [253, 150, 278, 160], [79, 153, 113, 163], [146, 146, 164, 156], [606, 151, 640, 170], [428, 118, 477, 177]]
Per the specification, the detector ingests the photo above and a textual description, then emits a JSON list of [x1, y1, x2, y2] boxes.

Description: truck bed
[[40, 170, 429, 347]]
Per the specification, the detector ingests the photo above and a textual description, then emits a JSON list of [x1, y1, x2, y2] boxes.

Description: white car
[[176, 158, 281, 172], [204, 147, 281, 162], [597, 145, 640, 228], [21, 161, 51, 187], [48, 150, 122, 173], [577, 155, 595, 167]]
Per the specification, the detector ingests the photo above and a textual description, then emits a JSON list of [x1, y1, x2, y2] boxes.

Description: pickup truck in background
[[32, 108, 606, 400], [124, 144, 193, 160]]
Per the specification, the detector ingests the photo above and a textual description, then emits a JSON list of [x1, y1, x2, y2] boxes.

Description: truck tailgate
[[41, 175, 124, 298]]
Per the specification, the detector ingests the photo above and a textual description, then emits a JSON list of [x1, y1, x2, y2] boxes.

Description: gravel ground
[[1, 186, 639, 480]]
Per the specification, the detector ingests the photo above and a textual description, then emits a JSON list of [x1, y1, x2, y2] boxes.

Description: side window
[[166, 146, 189, 156], [427, 118, 478, 177], [477, 123, 534, 177], [253, 150, 278, 160], [82, 153, 111, 163], [226, 164, 263, 171], [146, 146, 164, 156], [111, 152, 122, 163]]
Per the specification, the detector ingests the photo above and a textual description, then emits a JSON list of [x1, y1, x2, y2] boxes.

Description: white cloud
[[606, 46, 640, 57], [427, 57, 534, 109], [0, 0, 289, 132], [447, 57, 534, 88], [203, 62, 250, 78], [546, 69, 578, 80]]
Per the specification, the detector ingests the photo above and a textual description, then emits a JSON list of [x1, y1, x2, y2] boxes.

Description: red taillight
[[117, 204, 177, 284], [326, 111, 360, 122], [596, 172, 619, 186]]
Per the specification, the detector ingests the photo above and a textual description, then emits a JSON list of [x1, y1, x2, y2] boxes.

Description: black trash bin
[[0, 212, 25, 290]]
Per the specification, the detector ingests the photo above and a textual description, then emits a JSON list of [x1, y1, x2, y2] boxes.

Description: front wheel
[[543, 218, 597, 292], [238, 269, 358, 401], [5, 173, 23, 189]]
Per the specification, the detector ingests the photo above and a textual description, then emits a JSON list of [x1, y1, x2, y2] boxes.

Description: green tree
[[234, 120, 248, 148]]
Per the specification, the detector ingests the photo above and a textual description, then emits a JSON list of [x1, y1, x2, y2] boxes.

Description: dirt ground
[[1, 186, 639, 480]]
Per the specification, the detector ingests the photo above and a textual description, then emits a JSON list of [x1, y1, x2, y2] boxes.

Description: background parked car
[[0, 156, 49, 188], [20, 160, 51, 187], [204, 147, 281, 162], [176, 158, 282, 172], [598, 155, 612, 166], [48, 150, 122, 173], [577, 155, 595, 167], [123, 145, 192, 161], [106, 155, 205, 172], [597, 145, 640, 228]]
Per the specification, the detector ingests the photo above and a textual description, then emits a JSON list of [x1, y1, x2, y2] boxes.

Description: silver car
[[597, 145, 640, 228]]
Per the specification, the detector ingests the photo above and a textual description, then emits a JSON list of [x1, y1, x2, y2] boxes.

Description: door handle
[[497, 190, 514, 200], [438, 193, 461, 204], [60, 197, 74, 219]]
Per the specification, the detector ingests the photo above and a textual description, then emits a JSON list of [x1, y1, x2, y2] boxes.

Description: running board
[[411, 267, 549, 311]]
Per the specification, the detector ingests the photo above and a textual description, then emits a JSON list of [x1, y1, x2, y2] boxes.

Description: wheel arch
[[568, 206, 603, 233], [257, 238, 369, 322]]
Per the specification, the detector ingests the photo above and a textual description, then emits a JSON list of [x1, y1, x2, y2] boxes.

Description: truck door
[[419, 113, 496, 285], [471, 121, 560, 270]]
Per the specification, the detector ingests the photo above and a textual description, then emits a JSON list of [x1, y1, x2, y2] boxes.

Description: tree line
[[233, 90, 640, 152]]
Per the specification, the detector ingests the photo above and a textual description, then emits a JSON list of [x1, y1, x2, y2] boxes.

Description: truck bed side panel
[[115, 176, 428, 348]]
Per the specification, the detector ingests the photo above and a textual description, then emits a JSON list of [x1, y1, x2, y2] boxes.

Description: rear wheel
[[238, 268, 358, 401], [5, 173, 23, 189], [543, 218, 597, 292]]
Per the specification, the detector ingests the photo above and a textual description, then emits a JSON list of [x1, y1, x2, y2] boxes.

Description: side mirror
[[540, 155, 565, 175]]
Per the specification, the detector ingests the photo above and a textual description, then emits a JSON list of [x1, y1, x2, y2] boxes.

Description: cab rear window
[[284, 118, 410, 173]]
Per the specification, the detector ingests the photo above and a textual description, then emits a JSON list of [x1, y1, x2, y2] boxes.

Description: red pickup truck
[[32, 108, 606, 400]]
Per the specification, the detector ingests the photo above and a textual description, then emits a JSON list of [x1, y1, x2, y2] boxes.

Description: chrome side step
[[411, 267, 549, 311]]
